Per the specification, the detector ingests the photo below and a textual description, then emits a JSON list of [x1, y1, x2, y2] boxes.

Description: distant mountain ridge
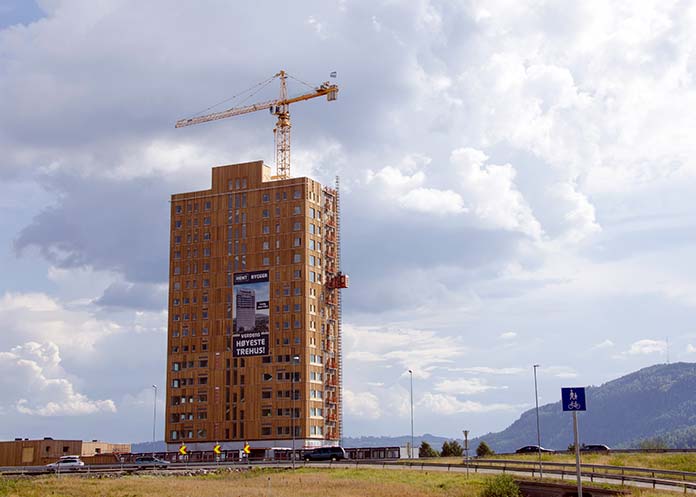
[[343, 434, 452, 451], [472, 362, 696, 453]]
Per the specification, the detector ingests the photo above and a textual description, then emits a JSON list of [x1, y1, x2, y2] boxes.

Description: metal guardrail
[[3, 458, 696, 493], [388, 459, 696, 493]]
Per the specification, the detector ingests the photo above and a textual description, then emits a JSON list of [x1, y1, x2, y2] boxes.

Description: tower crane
[[175, 70, 338, 179]]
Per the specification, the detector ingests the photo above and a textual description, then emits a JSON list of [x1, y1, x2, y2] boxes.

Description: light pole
[[408, 369, 414, 458], [292, 354, 300, 470], [151, 384, 158, 445], [533, 365, 542, 479]]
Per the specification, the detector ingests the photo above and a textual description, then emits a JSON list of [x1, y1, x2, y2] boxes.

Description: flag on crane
[[330, 71, 337, 78]]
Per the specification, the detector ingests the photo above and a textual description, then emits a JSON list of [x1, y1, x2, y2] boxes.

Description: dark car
[[580, 444, 610, 452], [515, 445, 554, 454], [134, 455, 170, 468], [304, 446, 347, 461]]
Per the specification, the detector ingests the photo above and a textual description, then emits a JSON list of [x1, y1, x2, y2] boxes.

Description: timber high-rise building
[[165, 161, 345, 451]]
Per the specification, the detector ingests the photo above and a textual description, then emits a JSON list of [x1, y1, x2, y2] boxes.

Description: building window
[[262, 193, 270, 202], [262, 209, 269, 218], [262, 257, 270, 266], [293, 253, 301, 263], [293, 222, 301, 231], [309, 224, 315, 234], [293, 205, 301, 215], [293, 237, 302, 247], [262, 225, 270, 234], [293, 270, 301, 279], [262, 241, 269, 250], [175, 206, 182, 214], [293, 189, 302, 199]]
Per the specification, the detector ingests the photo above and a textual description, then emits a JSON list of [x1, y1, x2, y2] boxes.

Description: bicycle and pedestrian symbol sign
[[561, 387, 586, 411]]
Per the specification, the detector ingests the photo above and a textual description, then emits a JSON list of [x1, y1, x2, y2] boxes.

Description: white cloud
[[499, 331, 517, 340], [626, 339, 667, 355], [592, 339, 614, 349], [543, 366, 578, 379], [0, 291, 123, 352], [687, 344, 696, 354], [0, 342, 116, 416], [344, 324, 467, 378], [435, 378, 506, 395], [399, 188, 466, 215], [449, 367, 526, 375], [451, 148, 543, 238], [344, 389, 382, 420], [419, 393, 518, 415]]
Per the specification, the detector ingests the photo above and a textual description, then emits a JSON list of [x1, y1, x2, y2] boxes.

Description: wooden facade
[[165, 161, 342, 450], [0, 439, 128, 466]]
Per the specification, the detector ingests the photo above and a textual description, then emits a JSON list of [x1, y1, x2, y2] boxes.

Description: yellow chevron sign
[[243, 443, 250, 454], [179, 444, 187, 455], [213, 444, 222, 455]]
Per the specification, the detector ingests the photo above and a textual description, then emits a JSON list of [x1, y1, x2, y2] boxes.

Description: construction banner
[[233, 270, 270, 356]]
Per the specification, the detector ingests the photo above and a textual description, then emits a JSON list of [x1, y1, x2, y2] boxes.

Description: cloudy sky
[[2, 0, 696, 444]]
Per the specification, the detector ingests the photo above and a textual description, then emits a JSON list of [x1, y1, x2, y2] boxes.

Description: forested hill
[[473, 362, 696, 453]]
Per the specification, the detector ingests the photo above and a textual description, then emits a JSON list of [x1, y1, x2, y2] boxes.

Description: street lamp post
[[533, 365, 542, 479], [292, 354, 300, 470], [408, 369, 414, 458], [151, 384, 158, 445]]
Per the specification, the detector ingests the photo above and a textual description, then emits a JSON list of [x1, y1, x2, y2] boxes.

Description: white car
[[46, 455, 85, 471]]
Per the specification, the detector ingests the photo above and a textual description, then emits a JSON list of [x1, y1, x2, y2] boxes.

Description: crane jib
[[174, 70, 339, 178]]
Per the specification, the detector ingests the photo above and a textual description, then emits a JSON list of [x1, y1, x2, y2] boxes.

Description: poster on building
[[232, 270, 270, 357]]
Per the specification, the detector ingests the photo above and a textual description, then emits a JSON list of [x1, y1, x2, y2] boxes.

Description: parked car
[[46, 455, 85, 471], [304, 446, 347, 461], [134, 455, 170, 468], [580, 444, 610, 452], [515, 445, 554, 454]]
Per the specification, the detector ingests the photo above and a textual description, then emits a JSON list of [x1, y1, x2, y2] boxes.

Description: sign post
[[561, 387, 586, 497], [463, 430, 469, 478]]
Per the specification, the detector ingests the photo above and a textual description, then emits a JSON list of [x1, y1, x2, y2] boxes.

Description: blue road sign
[[561, 387, 586, 411]]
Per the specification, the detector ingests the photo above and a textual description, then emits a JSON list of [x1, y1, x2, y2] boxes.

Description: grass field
[[0, 467, 682, 497], [430, 452, 696, 473]]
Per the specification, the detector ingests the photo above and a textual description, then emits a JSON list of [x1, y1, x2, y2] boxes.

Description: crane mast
[[175, 70, 338, 179]]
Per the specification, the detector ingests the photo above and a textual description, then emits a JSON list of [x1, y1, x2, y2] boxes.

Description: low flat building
[[0, 438, 131, 466]]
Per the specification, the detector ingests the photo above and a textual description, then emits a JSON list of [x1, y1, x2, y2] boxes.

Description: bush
[[480, 475, 521, 497], [476, 441, 494, 457]]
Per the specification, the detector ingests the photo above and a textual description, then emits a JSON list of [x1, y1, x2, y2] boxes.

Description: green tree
[[476, 441, 494, 457], [441, 440, 463, 457], [639, 437, 668, 450], [419, 441, 439, 458]]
